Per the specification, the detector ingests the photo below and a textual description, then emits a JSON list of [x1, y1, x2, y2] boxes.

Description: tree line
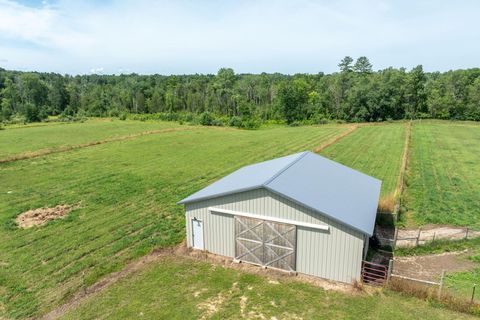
[[1, 56, 480, 125]]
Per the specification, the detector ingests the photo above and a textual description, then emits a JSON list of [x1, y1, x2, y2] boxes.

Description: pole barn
[[178, 151, 381, 283]]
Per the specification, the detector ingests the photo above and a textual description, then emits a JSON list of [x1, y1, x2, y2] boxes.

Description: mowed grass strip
[[0, 124, 345, 319], [319, 123, 406, 205], [62, 256, 475, 320], [403, 121, 480, 227], [0, 118, 180, 159]]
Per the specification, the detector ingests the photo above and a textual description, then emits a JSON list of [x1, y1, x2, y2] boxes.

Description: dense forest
[[1, 57, 480, 127]]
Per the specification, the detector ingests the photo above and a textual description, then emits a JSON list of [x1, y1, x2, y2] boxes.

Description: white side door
[[192, 219, 204, 250]]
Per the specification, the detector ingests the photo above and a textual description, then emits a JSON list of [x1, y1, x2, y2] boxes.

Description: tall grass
[[378, 193, 396, 213], [389, 277, 480, 316]]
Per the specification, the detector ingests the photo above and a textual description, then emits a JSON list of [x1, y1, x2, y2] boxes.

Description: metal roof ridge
[[263, 151, 310, 187]]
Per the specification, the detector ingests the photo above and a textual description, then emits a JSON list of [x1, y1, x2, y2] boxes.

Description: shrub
[[22, 102, 43, 122], [242, 118, 261, 130], [184, 113, 195, 123], [211, 118, 224, 127], [417, 112, 430, 119], [310, 113, 330, 125], [317, 118, 329, 124], [107, 109, 120, 117], [199, 112, 213, 126], [228, 116, 243, 127]]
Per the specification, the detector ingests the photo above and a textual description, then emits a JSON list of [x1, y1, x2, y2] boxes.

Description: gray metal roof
[[178, 151, 381, 236]]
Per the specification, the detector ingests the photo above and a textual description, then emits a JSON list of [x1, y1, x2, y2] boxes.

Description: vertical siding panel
[[333, 227, 339, 281], [346, 232, 352, 281], [351, 239, 357, 280], [346, 228, 352, 282], [186, 211, 190, 247], [341, 226, 348, 282]]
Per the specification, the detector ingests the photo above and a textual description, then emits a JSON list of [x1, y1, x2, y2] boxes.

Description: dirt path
[[313, 124, 358, 153], [0, 127, 196, 164], [393, 250, 476, 281]]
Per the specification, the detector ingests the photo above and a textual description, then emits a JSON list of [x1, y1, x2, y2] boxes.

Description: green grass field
[[0, 118, 180, 159], [0, 124, 345, 318], [62, 256, 475, 320], [1, 119, 480, 319], [403, 121, 480, 227], [320, 123, 407, 206]]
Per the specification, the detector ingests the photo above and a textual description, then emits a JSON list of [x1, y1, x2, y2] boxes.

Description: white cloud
[[0, 0, 479, 74], [89, 67, 104, 74]]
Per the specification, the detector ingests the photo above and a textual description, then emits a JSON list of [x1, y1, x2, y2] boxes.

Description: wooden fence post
[[432, 232, 436, 243], [416, 228, 422, 246], [472, 284, 477, 304], [393, 228, 399, 250], [438, 270, 445, 299], [387, 259, 393, 285], [465, 228, 469, 240]]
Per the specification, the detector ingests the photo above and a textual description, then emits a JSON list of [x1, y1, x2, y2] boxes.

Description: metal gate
[[361, 260, 388, 285], [234, 216, 296, 272]]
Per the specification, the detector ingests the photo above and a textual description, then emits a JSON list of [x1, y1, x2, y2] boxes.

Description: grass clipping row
[[16, 204, 75, 229]]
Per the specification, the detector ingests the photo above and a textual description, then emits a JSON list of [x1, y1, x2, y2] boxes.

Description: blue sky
[[0, 0, 479, 75]]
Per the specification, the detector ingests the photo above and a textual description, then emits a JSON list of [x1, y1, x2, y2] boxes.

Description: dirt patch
[[193, 288, 208, 298], [197, 292, 226, 319], [239, 295, 248, 318], [197, 281, 244, 319], [16, 204, 77, 228], [393, 250, 476, 281], [370, 250, 393, 266], [375, 224, 395, 241]]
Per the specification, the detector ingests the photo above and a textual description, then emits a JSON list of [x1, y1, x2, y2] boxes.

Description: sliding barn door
[[234, 216, 296, 271]]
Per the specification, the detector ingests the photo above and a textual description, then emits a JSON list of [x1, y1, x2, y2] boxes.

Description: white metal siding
[[185, 188, 365, 283]]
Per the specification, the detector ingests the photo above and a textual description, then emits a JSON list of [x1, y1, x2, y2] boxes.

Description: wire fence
[[375, 227, 478, 249], [445, 274, 480, 304], [386, 259, 479, 303]]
